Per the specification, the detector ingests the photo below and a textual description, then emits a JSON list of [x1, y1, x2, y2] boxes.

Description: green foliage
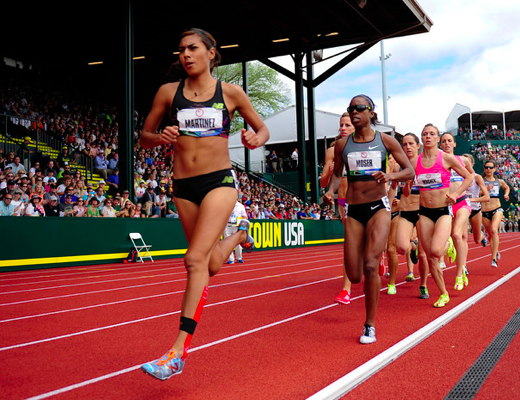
[[214, 62, 291, 134]]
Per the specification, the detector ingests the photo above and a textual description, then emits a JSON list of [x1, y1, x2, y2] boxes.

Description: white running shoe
[[360, 324, 376, 344]]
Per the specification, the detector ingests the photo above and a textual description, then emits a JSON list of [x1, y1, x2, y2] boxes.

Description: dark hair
[[484, 160, 496, 167], [440, 131, 455, 142], [162, 28, 221, 84], [351, 95, 379, 125], [422, 123, 440, 136], [403, 132, 420, 145]]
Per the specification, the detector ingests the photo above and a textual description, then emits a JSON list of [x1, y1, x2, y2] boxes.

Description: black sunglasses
[[484, 166, 494, 169], [347, 104, 372, 113]]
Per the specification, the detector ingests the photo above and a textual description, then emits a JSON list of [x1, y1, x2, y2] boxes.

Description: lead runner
[[138, 28, 269, 380]]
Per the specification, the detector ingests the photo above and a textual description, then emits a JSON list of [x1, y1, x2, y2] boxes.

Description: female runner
[[481, 160, 510, 267], [325, 95, 414, 344], [416, 124, 472, 308], [439, 132, 475, 290], [463, 153, 490, 247], [395, 133, 430, 299], [321, 112, 354, 304], [139, 28, 269, 380], [385, 155, 401, 295]]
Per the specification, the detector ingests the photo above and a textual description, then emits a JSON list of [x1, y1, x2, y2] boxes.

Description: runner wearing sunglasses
[[324, 95, 414, 344]]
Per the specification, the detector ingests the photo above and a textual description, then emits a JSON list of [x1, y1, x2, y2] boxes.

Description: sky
[[272, 0, 520, 135]]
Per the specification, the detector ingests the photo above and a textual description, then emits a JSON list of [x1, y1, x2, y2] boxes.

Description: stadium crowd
[[0, 86, 330, 219], [0, 85, 518, 220]]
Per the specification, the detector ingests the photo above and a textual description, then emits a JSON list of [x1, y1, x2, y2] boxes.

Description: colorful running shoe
[[491, 259, 498, 268], [360, 324, 376, 344], [387, 284, 396, 295], [237, 259, 244, 263], [334, 289, 351, 305], [481, 235, 487, 247], [379, 252, 386, 276], [238, 220, 255, 253], [141, 349, 185, 381], [419, 286, 430, 299], [497, 251, 501, 260], [447, 237, 457, 263], [454, 276, 463, 291], [405, 272, 415, 282], [433, 293, 450, 308], [410, 240, 419, 265], [462, 270, 468, 287], [226, 260, 234, 264]]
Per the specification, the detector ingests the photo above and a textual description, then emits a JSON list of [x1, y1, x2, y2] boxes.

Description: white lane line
[[3, 245, 337, 283], [1, 276, 339, 352], [0, 253, 343, 296], [306, 265, 520, 400], [0, 259, 342, 307], [23, 260, 520, 400], [0, 264, 340, 323], [0, 249, 330, 287]]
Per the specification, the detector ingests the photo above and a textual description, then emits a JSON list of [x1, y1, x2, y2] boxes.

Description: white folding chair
[[129, 232, 153, 262]]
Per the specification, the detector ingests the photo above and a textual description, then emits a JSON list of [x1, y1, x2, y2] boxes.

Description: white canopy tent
[[229, 105, 395, 172]]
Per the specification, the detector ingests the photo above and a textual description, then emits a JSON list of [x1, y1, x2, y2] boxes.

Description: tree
[[214, 62, 291, 134]]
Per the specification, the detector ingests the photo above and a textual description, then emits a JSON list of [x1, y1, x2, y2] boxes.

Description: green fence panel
[[0, 218, 344, 272]]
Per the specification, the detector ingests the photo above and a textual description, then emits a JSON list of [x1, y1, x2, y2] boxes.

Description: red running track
[[0, 232, 519, 399]]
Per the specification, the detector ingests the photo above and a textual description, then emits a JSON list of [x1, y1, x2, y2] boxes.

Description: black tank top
[[171, 80, 231, 138], [342, 130, 388, 182]]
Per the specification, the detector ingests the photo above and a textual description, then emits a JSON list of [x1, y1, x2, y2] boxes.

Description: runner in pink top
[[416, 124, 472, 308], [440, 132, 475, 291]]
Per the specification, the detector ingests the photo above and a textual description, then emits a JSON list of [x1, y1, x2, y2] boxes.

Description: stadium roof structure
[[446, 104, 520, 134], [2, 0, 432, 202], [3, 1, 432, 72]]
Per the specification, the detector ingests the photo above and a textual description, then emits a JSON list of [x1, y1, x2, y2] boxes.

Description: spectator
[[28, 161, 41, 180], [108, 152, 119, 170], [94, 149, 112, 179], [43, 184, 61, 206], [121, 190, 132, 207], [57, 174, 73, 197], [57, 162, 72, 179], [56, 147, 74, 170], [84, 182, 95, 201], [291, 148, 298, 170], [7, 156, 25, 175], [135, 180, 146, 203], [0, 179, 16, 201], [73, 198, 86, 217], [134, 202, 144, 218], [106, 168, 120, 197], [156, 190, 168, 217], [25, 194, 45, 217], [165, 197, 179, 219], [257, 204, 266, 219], [0, 193, 15, 216], [155, 179, 168, 195], [45, 160, 58, 178], [59, 194, 76, 217], [140, 183, 159, 218], [44, 195, 60, 217], [86, 198, 101, 217], [94, 186, 107, 210], [117, 201, 135, 217], [10, 189, 25, 216], [112, 196, 122, 213], [101, 198, 116, 217]]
